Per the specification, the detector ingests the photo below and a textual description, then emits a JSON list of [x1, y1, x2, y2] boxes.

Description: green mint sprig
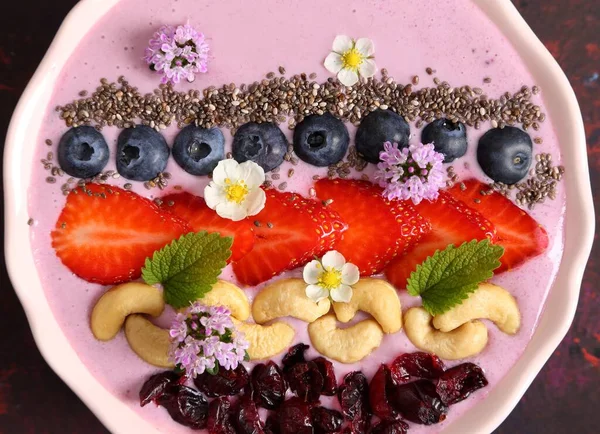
[[142, 232, 233, 308], [407, 239, 504, 315]]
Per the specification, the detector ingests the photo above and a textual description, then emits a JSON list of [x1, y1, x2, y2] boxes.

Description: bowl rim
[[3, 0, 595, 433]]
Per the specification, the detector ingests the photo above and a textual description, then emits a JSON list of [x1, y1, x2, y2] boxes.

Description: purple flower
[[168, 301, 248, 379], [375, 142, 445, 205], [144, 24, 209, 85]]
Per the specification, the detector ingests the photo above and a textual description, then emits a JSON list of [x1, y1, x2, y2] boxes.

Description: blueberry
[[293, 113, 349, 167], [116, 125, 170, 181], [232, 122, 287, 172], [57, 126, 109, 178], [421, 118, 467, 162], [477, 126, 532, 185], [172, 125, 225, 176], [355, 109, 410, 164]]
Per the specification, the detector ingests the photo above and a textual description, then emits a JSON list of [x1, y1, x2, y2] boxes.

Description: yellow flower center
[[224, 178, 249, 204], [318, 267, 343, 290], [341, 48, 364, 71]]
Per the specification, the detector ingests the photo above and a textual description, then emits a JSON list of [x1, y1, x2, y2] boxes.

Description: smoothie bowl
[[4, 0, 594, 433]]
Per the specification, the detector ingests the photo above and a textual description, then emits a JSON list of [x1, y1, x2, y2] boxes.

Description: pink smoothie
[[28, 0, 566, 432]]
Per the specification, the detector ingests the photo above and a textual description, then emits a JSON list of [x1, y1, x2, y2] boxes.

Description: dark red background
[[0, 0, 598, 432]]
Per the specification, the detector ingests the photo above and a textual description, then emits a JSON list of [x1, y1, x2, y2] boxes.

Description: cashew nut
[[308, 314, 383, 363], [404, 307, 488, 360], [91, 282, 164, 341], [252, 278, 331, 324], [232, 319, 295, 361], [188, 280, 250, 321], [332, 278, 402, 333], [433, 283, 521, 335], [125, 314, 174, 368]]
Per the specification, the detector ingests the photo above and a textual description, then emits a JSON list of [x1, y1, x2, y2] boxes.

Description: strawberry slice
[[385, 191, 496, 289], [232, 189, 347, 286], [314, 179, 431, 275], [159, 192, 255, 262], [51, 183, 190, 285], [447, 179, 549, 272]]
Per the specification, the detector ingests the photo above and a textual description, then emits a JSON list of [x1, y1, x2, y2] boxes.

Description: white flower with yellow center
[[303, 250, 360, 303], [324, 35, 376, 87], [204, 159, 266, 221]]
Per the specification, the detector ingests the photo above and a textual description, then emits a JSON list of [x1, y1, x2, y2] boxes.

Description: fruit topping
[[390, 352, 445, 384], [159, 191, 255, 261], [421, 119, 467, 163], [116, 125, 170, 181], [172, 125, 225, 176], [232, 190, 347, 285], [282, 343, 310, 373], [264, 416, 281, 434], [308, 314, 383, 363], [435, 362, 488, 405], [312, 357, 337, 396], [232, 122, 288, 172], [385, 191, 495, 289], [233, 393, 264, 434], [338, 371, 371, 433], [251, 361, 288, 410], [139, 371, 182, 407], [355, 109, 410, 164], [252, 278, 331, 324], [311, 407, 344, 434], [156, 385, 209, 429], [51, 184, 189, 284], [293, 113, 350, 167], [276, 397, 314, 434], [207, 397, 237, 434], [369, 420, 409, 434], [287, 361, 325, 402], [448, 179, 548, 272], [477, 126, 533, 184], [389, 379, 447, 425], [194, 364, 249, 397], [315, 179, 430, 275], [369, 365, 400, 421], [57, 126, 109, 178]]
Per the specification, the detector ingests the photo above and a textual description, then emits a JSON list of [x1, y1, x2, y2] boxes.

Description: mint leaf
[[406, 239, 504, 315], [142, 232, 233, 308]]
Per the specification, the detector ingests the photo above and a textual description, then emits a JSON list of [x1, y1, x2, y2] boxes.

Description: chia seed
[[27, 218, 34, 226]]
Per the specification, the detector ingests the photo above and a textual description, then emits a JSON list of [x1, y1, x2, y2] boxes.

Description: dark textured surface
[[0, 0, 598, 433]]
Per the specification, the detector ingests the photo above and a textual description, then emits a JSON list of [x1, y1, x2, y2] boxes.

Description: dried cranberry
[[338, 372, 371, 433], [389, 379, 447, 425], [251, 361, 287, 409], [435, 362, 488, 405], [390, 352, 445, 383], [369, 420, 409, 434], [194, 364, 249, 397], [207, 397, 236, 434], [311, 407, 344, 434], [312, 357, 337, 395], [156, 385, 209, 429], [287, 361, 324, 402], [282, 343, 310, 373], [139, 371, 181, 407], [277, 397, 314, 434], [234, 393, 265, 434], [369, 365, 400, 421], [264, 415, 282, 434]]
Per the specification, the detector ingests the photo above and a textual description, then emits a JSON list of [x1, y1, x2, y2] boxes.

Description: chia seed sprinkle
[[27, 218, 34, 226], [46, 176, 56, 184], [278, 66, 286, 75], [271, 173, 281, 180], [254, 220, 261, 227], [278, 182, 287, 190], [288, 169, 295, 178], [124, 183, 133, 190], [45, 139, 53, 146], [483, 77, 492, 83], [267, 222, 274, 228]]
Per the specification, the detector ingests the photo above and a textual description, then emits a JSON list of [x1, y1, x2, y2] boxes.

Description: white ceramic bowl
[[4, 0, 595, 433]]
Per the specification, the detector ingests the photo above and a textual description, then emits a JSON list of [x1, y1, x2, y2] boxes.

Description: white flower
[[204, 159, 266, 221], [324, 35, 377, 87], [303, 250, 360, 303]]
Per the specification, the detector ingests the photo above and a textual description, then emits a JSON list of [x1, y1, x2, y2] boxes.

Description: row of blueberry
[[56, 109, 533, 184]]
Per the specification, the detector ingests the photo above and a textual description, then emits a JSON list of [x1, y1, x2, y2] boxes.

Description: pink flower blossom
[[145, 24, 209, 85], [375, 142, 445, 205]]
